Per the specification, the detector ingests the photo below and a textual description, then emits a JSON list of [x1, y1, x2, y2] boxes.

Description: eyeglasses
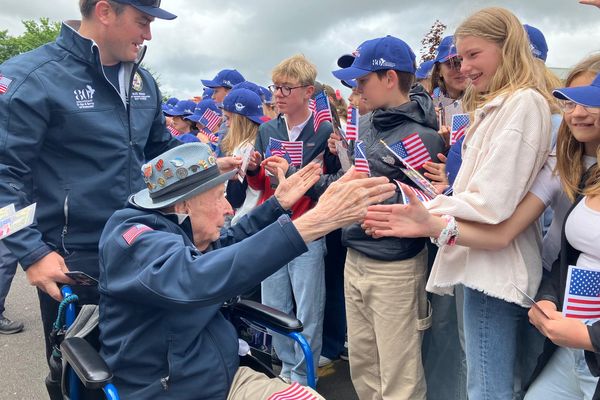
[[558, 99, 600, 115], [268, 84, 309, 97], [443, 58, 462, 70]]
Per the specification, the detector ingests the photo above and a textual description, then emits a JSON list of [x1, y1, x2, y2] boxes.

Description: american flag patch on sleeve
[[268, 382, 318, 400], [122, 224, 153, 245], [0, 75, 14, 95]]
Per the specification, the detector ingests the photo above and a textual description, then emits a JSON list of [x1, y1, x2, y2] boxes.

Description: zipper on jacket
[[60, 192, 70, 255], [161, 338, 173, 391], [206, 328, 232, 385]]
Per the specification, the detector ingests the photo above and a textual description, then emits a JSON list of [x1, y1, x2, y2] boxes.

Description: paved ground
[[0, 269, 358, 399]]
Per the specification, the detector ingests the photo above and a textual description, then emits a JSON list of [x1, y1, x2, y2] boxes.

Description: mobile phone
[[65, 271, 99, 286]]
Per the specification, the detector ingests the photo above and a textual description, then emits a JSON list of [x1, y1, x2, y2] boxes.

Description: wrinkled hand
[[337, 166, 369, 183], [327, 132, 342, 155], [247, 151, 262, 172], [26, 251, 74, 301], [439, 125, 451, 148], [580, 0, 600, 8], [423, 154, 449, 194], [274, 163, 322, 209], [313, 176, 396, 226], [217, 156, 243, 179], [529, 301, 593, 350], [363, 183, 440, 238], [262, 155, 289, 176]]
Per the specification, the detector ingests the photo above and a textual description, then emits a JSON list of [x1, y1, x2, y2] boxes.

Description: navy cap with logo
[[201, 69, 245, 89], [111, 0, 177, 20], [434, 36, 458, 64], [524, 24, 548, 62], [132, 143, 235, 210], [553, 72, 600, 107], [164, 100, 196, 117], [416, 60, 435, 79], [185, 99, 222, 123], [332, 35, 416, 82], [221, 88, 265, 125]]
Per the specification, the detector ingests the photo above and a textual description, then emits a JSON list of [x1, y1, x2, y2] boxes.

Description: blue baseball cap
[[434, 36, 458, 63], [221, 88, 265, 125], [553, 72, 600, 107], [524, 24, 548, 62], [185, 99, 222, 123], [161, 96, 179, 113], [258, 86, 273, 104], [201, 69, 245, 89], [164, 100, 196, 117], [332, 36, 416, 81], [111, 0, 177, 20], [416, 60, 435, 79], [232, 81, 263, 98], [202, 88, 214, 100]]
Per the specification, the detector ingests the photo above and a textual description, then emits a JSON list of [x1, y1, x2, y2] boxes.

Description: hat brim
[[435, 53, 459, 64], [246, 115, 265, 125], [184, 114, 202, 122], [202, 79, 231, 89], [129, 4, 177, 20], [337, 54, 355, 68], [332, 66, 371, 81], [341, 79, 357, 89], [553, 86, 600, 107], [130, 169, 236, 210]]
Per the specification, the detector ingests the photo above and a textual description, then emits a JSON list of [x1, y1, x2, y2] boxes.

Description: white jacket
[[426, 88, 551, 306]]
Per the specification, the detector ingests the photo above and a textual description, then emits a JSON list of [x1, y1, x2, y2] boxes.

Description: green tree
[[0, 18, 61, 64]]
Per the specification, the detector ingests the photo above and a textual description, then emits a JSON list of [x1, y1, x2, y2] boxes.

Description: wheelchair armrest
[[60, 337, 113, 390], [230, 299, 303, 333]]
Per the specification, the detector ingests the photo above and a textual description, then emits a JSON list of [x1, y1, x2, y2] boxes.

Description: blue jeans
[[463, 287, 529, 400], [524, 347, 599, 400], [261, 238, 326, 385], [0, 242, 18, 317]]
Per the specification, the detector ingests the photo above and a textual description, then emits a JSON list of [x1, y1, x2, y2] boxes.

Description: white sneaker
[[318, 356, 333, 367]]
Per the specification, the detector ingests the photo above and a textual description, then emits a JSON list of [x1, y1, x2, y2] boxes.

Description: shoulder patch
[[122, 224, 153, 245], [0, 74, 14, 95]]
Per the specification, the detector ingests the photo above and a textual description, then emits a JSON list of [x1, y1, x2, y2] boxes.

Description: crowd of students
[[2, 1, 600, 399]]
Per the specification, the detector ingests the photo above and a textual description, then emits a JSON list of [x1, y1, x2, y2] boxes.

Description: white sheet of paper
[[335, 141, 352, 172], [235, 143, 254, 183]]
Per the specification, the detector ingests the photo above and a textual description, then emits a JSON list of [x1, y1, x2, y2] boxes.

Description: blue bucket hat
[[222, 88, 265, 125], [161, 96, 179, 113], [185, 99, 222, 123], [553, 72, 600, 107], [416, 60, 435, 79], [201, 69, 245, 89], [111, 0, 177, 20], [131, 143, 235, 210], [165, 100, 196, 117], [524, 24, 548, 62], [332, 35, 416, 81], [434, 36, 458, 63]]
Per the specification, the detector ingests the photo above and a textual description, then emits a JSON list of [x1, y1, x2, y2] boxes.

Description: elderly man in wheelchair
[[56, 143, 395, 399]]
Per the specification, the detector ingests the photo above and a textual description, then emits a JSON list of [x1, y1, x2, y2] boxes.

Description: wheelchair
[[53, 286, 316, 399]]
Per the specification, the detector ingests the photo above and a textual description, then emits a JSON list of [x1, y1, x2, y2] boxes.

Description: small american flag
[[450, 113, 470, 145], [0, 75, 13, 95], [311, 91, 332, 133], [345, 105, 359, 141], [269, 137, 303, 167], [563, 265, 600, 319], [395, 180, 433, 203], [122, 224, 153, 246], [200, 127, 219, 143], [199, 108, 222, 132], [354, 140, 370, 175], [388, 133, 431, 170], [267, 382, 317, 400], [167, 126, 181, 137]]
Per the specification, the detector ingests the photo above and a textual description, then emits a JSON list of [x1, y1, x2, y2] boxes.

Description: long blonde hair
[[555, 53, 600, 201], [456, 7, 555, 112], [220, 113, 260, 156]]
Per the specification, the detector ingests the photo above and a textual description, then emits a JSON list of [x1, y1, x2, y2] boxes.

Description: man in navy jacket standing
[[0, 1, 179, 397]]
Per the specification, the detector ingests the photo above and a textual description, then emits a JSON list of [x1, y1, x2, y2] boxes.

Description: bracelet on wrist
[[431, 214, 459, 247]]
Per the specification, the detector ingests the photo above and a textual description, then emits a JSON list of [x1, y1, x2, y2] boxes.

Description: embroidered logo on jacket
[[74, 85, 96, 109], [122, 224, 153, 245]]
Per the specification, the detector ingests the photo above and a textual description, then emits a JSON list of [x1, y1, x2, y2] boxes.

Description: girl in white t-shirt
[[365, 54, 600, 399]]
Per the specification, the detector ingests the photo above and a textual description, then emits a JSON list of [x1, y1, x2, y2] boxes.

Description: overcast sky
[[2, 0, 600, 99]]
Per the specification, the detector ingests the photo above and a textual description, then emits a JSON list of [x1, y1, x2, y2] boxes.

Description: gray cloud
[[3, 0, 600, 98]]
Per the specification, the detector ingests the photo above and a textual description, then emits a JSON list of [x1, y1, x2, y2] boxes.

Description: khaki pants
[[345, 248, 431, 400], [227, 367, 324, 399]]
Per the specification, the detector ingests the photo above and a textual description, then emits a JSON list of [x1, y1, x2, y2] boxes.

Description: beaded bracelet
[[431, 215, 459, 247]]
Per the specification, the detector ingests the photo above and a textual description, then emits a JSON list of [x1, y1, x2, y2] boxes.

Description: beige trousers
[[344, 248, 431, 400], [227, 367, 324, 399]]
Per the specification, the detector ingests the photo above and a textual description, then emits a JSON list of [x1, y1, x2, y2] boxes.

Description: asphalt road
[[0, 269, 358, 399]]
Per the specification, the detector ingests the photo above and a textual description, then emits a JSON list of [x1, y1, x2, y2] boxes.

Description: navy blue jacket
[[0, 22, 178, 268], [98, 197, 308, 399]]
